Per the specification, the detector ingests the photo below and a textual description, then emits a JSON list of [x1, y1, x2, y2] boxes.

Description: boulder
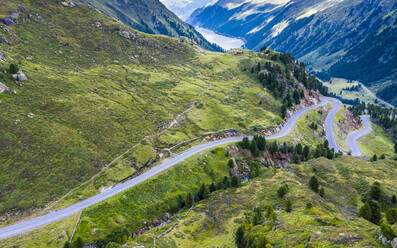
[[27, 113, 35, 118], [61, 1, 76, 7], [0, 35, 9, 44], [18, 70, 28, 81], [390, 238, 397, 248], [117, 30, 137, 40], [0, 18, 14, 26], [94, 21, 101, 28], [378, 234, 389, 246], [0, 82, 9, 93], [10, 12, 19, 20], [0, 26, 10, 33], [0, 51, 5, 61], [13, 70, 28, 81], [392, 238, 397, 248]]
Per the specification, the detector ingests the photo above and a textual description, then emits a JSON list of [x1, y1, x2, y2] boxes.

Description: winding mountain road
[[324, 97, 346, 154], [0, 97, 372, 239], [347, 115, 373, 156]]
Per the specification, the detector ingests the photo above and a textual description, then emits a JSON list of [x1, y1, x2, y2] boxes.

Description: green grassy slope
[[323, 78, 376, 105], [0, 0, 310, 224], [0, 0, 194, 218], [128, 156, 396, 248]]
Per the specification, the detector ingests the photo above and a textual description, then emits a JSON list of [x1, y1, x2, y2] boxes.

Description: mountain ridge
[[189, 0, 397, 106], [75, 0, 223, 52]]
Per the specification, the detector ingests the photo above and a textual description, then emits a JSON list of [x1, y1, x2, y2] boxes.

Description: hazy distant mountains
[[76, 0, 223, 52], [159, 0, 214, 21], [189, 0, 397, 105]]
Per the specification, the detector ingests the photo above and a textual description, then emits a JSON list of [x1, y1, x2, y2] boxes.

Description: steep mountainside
[[189, 0, 397, 105], [75, 0, 223, 52], [0, 0, 326, 227]]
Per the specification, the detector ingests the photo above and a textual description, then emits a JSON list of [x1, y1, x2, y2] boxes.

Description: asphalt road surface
[[324, 97, 346, 154], [0, 97, 370, 239], [347, 115, 373, 156]]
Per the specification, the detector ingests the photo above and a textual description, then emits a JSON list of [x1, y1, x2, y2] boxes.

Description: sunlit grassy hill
[[0, 0, 321, 225]]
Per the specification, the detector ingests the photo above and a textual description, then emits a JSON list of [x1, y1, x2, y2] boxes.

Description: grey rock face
[[10, 12, 19, 20], [1, 18, 14, 26], [392, 238, 397, 248], [0, 82, 9, 93], [0, 51, 5, 61], [12, 70, 28, 81], [61, 1, 76, 7], [117, 30, 137, 40]]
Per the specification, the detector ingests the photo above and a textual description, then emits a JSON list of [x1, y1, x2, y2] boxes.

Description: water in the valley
[[195, 27, 245, 50]]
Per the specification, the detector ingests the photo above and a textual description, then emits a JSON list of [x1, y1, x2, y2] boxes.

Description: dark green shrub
[[380, 222, 396, 240], [9, 63, 19, 74], [277, 184, 289, 198], [285, 200, 292, 212], [228, 159, 234, 168], [231, 176, 240, 187], [309, 176, 319, 193], [185, 193, 193, 207], [359, 201, 381, 225], [319, 187, 325, 198], [386, 208, 397, 224]]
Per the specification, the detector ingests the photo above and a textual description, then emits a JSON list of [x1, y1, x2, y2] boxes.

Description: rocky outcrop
[[61, 1, 76, 7], [132, 212, 172, 238], [12, 70, 28, 81], [117, 30, 137, 40], [0, 18, 14, 26], [392, 237, 397, 248], [0, 82, 9, 93], [0, 51, 5, 61], [378, 234, 397, 248]]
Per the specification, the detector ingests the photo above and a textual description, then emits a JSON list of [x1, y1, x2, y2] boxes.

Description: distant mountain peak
[[75, 0, 223, 51]]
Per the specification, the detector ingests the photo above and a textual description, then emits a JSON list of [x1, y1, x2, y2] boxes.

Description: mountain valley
[[0, 0, 396, 248]]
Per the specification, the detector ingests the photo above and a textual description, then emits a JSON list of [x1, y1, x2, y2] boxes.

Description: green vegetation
[[252, 54, 328, 118], [279, 106, 327, 147], [333, 106, 362, 152], [1, 1, 396, 248], [350, 102, 397, 159], [277, 184, 289, 198], [1, 0, 316, 222], [122, 156, 397, 247], [386, 208, 397, 225], [74, 147, 231, 243], [4, 137, 397, 247], [323, 78, 377, 105], [9, 63, 19, 74], [52, 136, 341, 246], [0, 213, 80, 248], [309, 176, 320, 193]]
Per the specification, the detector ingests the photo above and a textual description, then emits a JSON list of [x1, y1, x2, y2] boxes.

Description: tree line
[[248, 52, 328, 118], [240, 135, 340, 164], [357, 181, 397, 241]]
